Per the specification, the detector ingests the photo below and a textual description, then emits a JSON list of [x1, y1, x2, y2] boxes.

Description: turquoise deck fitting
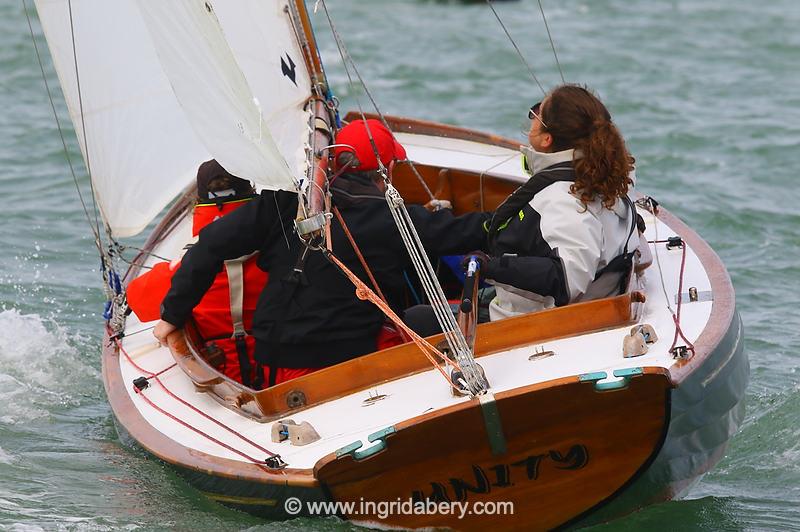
[[335, 426, 397, 461], [579, 368, 644, 391]]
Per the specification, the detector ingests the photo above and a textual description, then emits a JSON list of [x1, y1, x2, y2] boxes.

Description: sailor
[[153, 119, 489, 386], [479, 84, 640, 320], [127, 160, 268, 387]]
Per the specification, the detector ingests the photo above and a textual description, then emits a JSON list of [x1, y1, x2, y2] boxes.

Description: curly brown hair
[[540, 85, 634, 209]]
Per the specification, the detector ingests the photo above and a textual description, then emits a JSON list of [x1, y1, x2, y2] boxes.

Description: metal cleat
[[270, 419, 321, 446], [630, 324, 658, 344]]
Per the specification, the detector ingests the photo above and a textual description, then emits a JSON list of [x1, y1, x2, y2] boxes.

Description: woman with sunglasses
[[480, 84, 639, 320]]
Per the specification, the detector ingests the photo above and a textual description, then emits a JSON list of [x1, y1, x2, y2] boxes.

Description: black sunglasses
[[528, 101, 547, 128]]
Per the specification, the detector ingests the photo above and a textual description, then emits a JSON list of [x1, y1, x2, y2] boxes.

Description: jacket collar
[[521, 145, 578, 176], [331, 173, 384, 208]]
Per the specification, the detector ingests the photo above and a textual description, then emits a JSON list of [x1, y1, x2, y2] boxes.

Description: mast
[[287, 0, 337, 242]]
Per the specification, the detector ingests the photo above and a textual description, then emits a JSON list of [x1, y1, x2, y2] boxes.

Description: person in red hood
[[128, 160, 268, 388], [154, 120, 490, 387]]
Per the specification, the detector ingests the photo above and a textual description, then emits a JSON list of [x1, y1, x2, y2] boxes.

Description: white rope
[[385, 185, 487, 396], [319, 0, 486, 395]]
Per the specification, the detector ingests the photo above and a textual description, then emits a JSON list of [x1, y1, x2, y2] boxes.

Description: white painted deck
[[116, 134, 713, 470]]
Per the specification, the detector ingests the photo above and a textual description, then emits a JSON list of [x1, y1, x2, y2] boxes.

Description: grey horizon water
[[1, 0, 798, 529]]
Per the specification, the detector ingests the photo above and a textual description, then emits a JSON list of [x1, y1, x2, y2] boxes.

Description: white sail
[[34, 0, 315, 237], [34, 0, 211, 237], [135, 0, 308, 193], [212, 1, 315, 188]]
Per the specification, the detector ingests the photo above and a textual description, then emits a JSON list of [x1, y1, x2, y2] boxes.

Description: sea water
[[1, 0, 799, 530]]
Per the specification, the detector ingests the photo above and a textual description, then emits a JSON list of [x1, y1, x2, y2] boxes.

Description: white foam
[[0, 309, 100, 422], [0, 445, 15, 465]]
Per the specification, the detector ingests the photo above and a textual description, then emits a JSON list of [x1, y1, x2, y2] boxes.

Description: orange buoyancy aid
[[190, 200, 268, 388], [126, 198, 268, 388], [191, 198, 252, 237]]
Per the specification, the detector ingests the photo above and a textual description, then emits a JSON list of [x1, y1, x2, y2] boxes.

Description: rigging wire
[[66, 0, 106, 242], [23, 0, 104, 256], [318, 0, 487, 395], [537, 0, 566, 84], [25, 0, 128, 335], [485, 0, 547, 96], [317, 0, 436, 201]]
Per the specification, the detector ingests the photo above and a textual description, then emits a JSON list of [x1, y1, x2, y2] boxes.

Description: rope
[[668, 243, 696, 356], [114, 334, 280, 463], [649, 226, 696, 358], [485, 0, 547, 96], [134, 388, 276, 473], [333, 206, 411, 343], [323, 251, 462, 390], [332, 207, 388, 303]]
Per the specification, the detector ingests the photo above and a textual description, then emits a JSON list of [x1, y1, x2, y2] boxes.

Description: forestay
[[34, 0, 313, 237]]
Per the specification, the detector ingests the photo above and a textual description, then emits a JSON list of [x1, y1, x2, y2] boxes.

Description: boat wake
[[0, 308, 100, 424]]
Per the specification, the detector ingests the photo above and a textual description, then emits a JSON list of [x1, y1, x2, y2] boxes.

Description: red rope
[[668, 243, 696, 356], [332, 206, 411, 344], [111, 333, 279, 462], [133, 387, 274, 473]]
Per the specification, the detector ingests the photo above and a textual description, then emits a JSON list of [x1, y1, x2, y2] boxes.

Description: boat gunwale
[[104, 116, 734, 485]]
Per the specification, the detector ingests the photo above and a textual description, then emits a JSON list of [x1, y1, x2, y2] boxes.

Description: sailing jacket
[[484, 148, 638, 320], [161, 174, 489, 369]]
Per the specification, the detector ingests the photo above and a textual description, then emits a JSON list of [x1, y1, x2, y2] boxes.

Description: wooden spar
[[286, 0, 335, 222], [291, 0, 326, 90]]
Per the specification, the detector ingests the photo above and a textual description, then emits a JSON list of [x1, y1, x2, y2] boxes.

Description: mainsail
[[34, 0, 315, 237]]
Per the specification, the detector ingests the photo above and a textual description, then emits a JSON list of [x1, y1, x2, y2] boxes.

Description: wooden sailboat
[[33, 1, 747, 529]]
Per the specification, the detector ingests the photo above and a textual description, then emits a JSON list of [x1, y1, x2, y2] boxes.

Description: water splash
[[0, 309, 101, 424]]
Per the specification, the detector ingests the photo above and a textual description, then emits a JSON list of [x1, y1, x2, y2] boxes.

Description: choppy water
[[1, 0, 799, 530]]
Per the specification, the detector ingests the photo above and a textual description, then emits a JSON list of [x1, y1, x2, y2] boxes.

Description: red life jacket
[[127, 198, 268, 388], [190, 200, 268, 388]]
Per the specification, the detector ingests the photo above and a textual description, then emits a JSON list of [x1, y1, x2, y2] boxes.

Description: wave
[[0, 309, 101, 424]]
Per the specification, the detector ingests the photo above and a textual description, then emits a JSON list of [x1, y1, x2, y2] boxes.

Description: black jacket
[[161, 175, 489, 368]]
